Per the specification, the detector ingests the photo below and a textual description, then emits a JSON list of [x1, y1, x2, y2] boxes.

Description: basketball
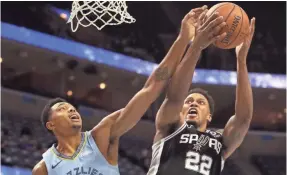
[[206, 2, 250, 49]]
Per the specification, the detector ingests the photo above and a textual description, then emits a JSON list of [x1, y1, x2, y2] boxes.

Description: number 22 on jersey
[[185, 151, 213, 175]]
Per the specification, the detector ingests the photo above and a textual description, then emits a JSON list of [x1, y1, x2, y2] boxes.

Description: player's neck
[[196, 122, 207, 132], [198, 126, 206, 132], [56, 132, 82, 156]]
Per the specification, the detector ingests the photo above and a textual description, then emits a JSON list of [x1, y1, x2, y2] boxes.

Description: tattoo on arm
[[155, 66, 170, 81]]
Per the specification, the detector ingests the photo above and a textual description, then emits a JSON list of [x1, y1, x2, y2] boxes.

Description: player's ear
[[207, 114, 212, 122], [46, 121, 55, 131]]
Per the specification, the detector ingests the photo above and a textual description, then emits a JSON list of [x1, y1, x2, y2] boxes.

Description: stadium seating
[[252, 155, 286, 175]]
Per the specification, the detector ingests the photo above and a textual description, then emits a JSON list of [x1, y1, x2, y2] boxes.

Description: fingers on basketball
[[250, 17, 256, 38], [193, 5, 208, 17], [191, 5, 208, 14], [213, 32, 227, 42], [213, 22, 227, 36], [244, 17, 256, 44], [184, 5, 207, 23], [202, 12, 219, 29], [208, 18, 227, 42], [197, 9, 208, 25], [206, 16, 224, 33]]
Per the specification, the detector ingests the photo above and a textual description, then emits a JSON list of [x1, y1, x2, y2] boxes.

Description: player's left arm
[[222, 17, 255, 159]]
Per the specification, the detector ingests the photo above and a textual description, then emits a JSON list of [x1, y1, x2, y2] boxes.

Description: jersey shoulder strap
[[42, 147, 62, 174], [152, 123, 187, 149]]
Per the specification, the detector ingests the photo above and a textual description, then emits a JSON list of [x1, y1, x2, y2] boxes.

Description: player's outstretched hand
[[235, 17, 256, 62], [179, 5, 208, 41], [192, 12, 227, 51]]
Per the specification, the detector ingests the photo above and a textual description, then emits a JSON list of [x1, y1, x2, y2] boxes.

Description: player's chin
[[185, 114, 198, 121], [185, 119, 198, 126], [72, 123, 82, 130]]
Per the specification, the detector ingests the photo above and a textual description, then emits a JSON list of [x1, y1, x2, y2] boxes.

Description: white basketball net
[[67, 1, 136, 32]]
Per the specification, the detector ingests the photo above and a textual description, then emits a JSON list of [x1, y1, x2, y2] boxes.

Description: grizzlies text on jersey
[[147, 123, 225, 175], [42, 131, 120, 175]]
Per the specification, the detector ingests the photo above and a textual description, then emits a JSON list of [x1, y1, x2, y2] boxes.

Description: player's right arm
[[155, 11, 227, 134], [32, 160, 48, 175]]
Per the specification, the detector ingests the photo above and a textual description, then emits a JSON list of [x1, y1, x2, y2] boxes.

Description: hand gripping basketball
[[179, 5, 208, 41], [235, 17, 256, 62], [192, 12, 227, 51]]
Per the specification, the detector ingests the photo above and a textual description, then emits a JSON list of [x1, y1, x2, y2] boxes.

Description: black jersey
[[147, 123, 225, 175]]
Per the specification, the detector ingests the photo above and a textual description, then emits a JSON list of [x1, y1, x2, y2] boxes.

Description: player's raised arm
[[222, 18, 255, 159], [100, 8, 208, 139], [155, 10, 227, 131]]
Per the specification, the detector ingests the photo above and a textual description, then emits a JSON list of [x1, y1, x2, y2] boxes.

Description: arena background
[[1, 1, 286, 175]]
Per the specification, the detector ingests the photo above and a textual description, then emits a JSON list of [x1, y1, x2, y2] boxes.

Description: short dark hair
[[41, 98, 66, 133], [188, 88, 215, 116]]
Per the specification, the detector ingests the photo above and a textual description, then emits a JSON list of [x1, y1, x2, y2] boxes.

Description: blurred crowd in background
[[1, 1, 286, 74]]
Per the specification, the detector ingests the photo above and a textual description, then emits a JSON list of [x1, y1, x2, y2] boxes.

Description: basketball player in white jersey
[[147, 13, 256, 175], [32, 6, 228, 175]]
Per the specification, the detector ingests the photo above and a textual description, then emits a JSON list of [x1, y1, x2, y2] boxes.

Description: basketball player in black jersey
[[147, 12, 256, 175]]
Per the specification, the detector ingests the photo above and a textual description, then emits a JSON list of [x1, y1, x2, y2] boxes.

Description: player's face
[[181, 93, 211, 128], [47, 102, 82, 136]]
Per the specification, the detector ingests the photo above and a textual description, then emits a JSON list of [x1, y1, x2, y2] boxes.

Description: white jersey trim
[[152, 123, 187, 150], [148, 123, 187, 175], [147, 141, 165, 175], [221, 156, 225, 172]]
